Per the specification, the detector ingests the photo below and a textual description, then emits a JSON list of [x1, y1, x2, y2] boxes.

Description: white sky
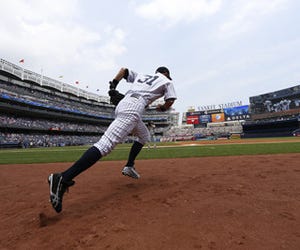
[[1, 0, 300, 114]]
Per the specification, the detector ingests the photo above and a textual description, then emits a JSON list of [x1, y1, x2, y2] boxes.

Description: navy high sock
[[62, 146, 102, 181], [126, 141, 144, 167]]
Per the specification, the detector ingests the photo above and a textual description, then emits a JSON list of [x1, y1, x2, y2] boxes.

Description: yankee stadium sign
[[197, 101, 242, 111]]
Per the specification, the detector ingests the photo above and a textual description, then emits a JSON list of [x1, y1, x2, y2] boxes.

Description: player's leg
[[126, 118, 150, 166], [48, 113, 138, 212], [60, 113, 138, 182], [93, 113, 139, 156], [153, 135, 157, 149], [122, 118, 150, 179], [48, 145, 102, 213]]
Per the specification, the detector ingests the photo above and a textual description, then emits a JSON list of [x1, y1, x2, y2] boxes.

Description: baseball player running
[[48, 66, 177, 213]]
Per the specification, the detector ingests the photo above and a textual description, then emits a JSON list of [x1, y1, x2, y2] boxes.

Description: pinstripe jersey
[[94, 68, 176, 156], [125, 70, 177, 106]]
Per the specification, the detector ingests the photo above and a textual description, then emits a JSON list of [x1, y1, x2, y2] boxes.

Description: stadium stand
[[242, 85, 300, 138], [0, 59, 179, 148], [163, 122, 243, 142]]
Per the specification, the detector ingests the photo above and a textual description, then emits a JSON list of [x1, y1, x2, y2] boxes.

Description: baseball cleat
[[122, 166, 140, 179], [48, 173, 75, 213]]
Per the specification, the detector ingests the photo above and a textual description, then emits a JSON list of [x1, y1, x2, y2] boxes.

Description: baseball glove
[[108, 89, 125, 106]]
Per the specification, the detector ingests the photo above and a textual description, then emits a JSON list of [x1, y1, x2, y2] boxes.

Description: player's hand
[[156, 104, 167, 112], [156, 99, 175, 112], [109, 79, 119, 90], [109, 81, 115, 90], [108, 89, 118, 96], [108, 89, 125, 106]]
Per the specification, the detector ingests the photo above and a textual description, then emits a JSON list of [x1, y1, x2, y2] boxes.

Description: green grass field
[[1, 137, 300, 164]]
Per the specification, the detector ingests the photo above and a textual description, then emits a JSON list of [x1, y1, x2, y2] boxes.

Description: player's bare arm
[[109, 68, 129, 89], [156, 98, 175, 112]]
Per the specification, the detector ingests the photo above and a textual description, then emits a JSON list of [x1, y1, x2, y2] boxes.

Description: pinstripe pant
[[94, 95, 150, 156]]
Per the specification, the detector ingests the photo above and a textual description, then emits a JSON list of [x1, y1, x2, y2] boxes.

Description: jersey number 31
[[138, 75, 159, 86]]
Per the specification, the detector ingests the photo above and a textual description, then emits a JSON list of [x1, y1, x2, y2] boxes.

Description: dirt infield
[[1, 152, 300, 249]]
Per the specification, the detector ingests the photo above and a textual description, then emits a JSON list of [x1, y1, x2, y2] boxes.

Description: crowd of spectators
[[0, 132, 100, 147], [162, 123, 243, 142], [0, 80, 172, 121], [1, 77, 246, 147], [0, 114, 107, 133], [0, 80, 114, 118]]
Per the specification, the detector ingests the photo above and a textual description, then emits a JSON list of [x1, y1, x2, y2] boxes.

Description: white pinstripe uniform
[[94, 69, 177, 156]]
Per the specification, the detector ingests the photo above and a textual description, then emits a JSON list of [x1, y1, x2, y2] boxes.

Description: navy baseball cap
[[156, 66, 172, 80]]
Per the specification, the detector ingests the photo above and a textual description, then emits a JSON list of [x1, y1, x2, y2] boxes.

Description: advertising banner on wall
[[186, 115, 199, 124], [223, 105, 250, 121], [199, 114, 212, 123], [211, 113, 225, 122], [186, 109, 222, 116], [186, 105, 250, 125]]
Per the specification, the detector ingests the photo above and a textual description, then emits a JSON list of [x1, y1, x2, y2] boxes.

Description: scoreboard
[[186, 105, 250, 125]]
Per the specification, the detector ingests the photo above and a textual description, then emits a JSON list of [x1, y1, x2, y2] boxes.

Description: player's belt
[[128, 93, 147, 108], [130, 93, 142, 99]]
